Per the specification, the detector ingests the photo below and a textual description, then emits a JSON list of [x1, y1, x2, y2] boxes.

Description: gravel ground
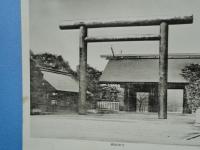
[[31, 112, 200, 146]]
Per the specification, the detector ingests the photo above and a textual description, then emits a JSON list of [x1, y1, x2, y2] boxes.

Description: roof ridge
[[39, 66, 74, 76], [101, 53, 200, 59]]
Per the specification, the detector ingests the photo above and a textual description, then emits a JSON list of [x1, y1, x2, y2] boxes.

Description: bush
[[181, 64, 200, 112]]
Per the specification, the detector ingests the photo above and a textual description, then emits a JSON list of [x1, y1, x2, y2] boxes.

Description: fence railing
[[97, 101, 120, 111]]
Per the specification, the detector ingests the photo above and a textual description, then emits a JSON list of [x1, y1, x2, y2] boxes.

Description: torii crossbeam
[[59, 15, 193, 119]]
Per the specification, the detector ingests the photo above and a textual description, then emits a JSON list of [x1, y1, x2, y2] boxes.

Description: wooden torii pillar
[[59, 15, 193, 118]]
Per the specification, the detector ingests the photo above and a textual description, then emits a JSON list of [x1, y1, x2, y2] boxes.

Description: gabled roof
[[100, 53, 200, 83], [41, 70, 79, 92]]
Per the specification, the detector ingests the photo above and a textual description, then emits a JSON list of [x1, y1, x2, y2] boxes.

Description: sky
[[30, 0, 200, 71]]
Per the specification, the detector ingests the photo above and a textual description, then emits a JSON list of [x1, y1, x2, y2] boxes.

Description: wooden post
[[158, 22, 168, 119], [149, 86, 154, 112], [183, 86, 188, 114], [85, 34, 160, 42], [154, 85, 159, 112], [79, 26, 87, 114], [128, 86, 137, 112], [60, 15, 193, 29], [132, 87, 137, 112], [124, 85, 129, 111], [127, 87, 130, 111]]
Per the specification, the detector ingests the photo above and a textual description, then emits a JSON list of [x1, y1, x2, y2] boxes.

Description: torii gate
[[59, 15, 193, 119]]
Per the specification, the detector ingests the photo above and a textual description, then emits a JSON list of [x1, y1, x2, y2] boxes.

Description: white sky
[[30, 0, 200, 71]]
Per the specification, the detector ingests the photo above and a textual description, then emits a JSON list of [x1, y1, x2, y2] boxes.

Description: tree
[[32, 52, 77, 76], [30, 52, 45, 111], [100, 85, 120, 101], [181, 63, 200, 112], [30, 51, 72, 113], [76, 65, 120, 108], [137, 93, 148, 112]]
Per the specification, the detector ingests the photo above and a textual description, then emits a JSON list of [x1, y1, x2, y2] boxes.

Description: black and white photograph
[[23, 0, 200, 149]]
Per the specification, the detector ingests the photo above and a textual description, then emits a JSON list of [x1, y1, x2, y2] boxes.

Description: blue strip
[[0, 0, 22, 150]]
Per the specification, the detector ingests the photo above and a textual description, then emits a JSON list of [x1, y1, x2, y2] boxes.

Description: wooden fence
[[97, 101, 120, 111]]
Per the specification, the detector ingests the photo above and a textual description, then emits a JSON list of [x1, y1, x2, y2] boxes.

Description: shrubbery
[[181, 64, 200, 112]]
